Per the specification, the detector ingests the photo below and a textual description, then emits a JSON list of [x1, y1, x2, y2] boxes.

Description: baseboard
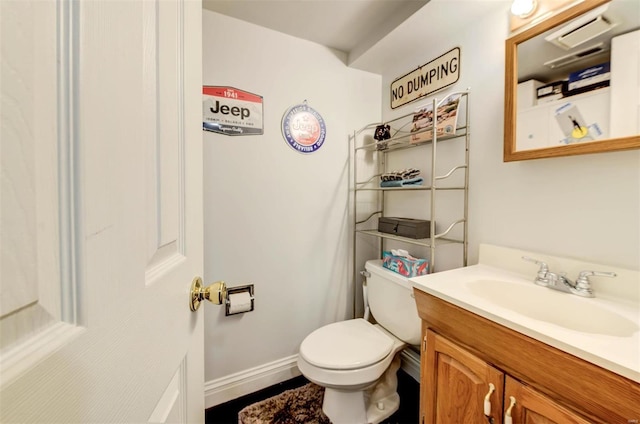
[[400, 347, 421, 382], [205, 349, 420, 409], [204, 355, 301, 409]]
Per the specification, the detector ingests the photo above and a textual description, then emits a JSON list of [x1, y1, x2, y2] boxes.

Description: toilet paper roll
[[227, 291, 253, 314]]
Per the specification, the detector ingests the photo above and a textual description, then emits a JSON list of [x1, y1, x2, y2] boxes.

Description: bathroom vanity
[[411, 245, 640, 424]]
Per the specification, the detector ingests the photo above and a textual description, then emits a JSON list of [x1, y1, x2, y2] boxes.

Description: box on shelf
[[382, 251, 428, 277], [536, 80, 567, 104], [567, 62, 610, 94], [378, 217, 431, 239], [517, 79, 544, 109]]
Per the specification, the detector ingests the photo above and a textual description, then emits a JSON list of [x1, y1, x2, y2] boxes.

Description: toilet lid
[[299, 319, 394, 370]]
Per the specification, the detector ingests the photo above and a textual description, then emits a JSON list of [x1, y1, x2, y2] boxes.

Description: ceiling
[[202, 0, 430, 56], [202, 0, 512, 73]]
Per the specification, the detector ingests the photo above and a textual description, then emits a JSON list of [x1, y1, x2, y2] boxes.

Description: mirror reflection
[[505, 0, 640, 160]]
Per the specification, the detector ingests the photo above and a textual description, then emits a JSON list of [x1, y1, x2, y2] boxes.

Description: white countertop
[[410, 261, 640, 383]]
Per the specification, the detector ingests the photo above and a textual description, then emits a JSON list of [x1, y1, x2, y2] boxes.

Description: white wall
[[202, 10, 381, 405], [380, 3, 640, 271], [202, 0, 640, 407]]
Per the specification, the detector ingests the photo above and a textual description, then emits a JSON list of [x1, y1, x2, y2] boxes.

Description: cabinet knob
[[483, 383, 495, 416], [505, 396, 517, 424]]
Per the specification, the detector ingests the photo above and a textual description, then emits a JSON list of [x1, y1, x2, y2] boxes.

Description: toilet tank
[[365, 260, 421, 346]]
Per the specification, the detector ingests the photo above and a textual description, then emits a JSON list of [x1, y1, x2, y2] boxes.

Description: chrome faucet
[[522, 256, 616, 298]]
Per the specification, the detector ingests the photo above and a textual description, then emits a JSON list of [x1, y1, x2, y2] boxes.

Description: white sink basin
[[466, 279, 639, 337], [410, 259, 640, 383]]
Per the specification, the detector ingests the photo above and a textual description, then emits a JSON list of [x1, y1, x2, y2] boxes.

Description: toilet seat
[[299, 319, 393, 370]]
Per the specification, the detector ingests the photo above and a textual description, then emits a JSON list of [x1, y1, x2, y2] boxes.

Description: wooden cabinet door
[[505, 376, 593, 424], [422, 329, 505, 424]]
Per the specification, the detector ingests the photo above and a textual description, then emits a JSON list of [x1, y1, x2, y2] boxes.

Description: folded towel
[[380, 177, 423, 187]]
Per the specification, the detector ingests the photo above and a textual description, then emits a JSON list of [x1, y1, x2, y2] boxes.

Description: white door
[[0, 1, 205, 422]]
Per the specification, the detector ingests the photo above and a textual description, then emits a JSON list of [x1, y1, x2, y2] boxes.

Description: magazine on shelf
[[410, 93, 461, 144]]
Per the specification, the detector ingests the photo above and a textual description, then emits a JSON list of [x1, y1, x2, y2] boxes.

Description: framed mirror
[[504, 0, 640, 161]]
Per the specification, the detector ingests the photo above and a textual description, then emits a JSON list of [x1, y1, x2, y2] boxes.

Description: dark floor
[[205, 369, 420, 424]]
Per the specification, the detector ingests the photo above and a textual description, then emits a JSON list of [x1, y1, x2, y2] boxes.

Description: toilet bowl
[[297, 260, 421, 424]]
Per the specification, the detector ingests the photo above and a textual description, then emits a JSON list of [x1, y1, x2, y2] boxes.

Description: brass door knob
[[190, 277, 226, 311]]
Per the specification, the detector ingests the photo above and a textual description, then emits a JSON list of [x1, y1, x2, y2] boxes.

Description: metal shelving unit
[[350, 90, 470, 296]]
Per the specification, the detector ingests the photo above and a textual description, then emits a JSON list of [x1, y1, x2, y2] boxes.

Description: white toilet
[[297, 259, 421, 424]]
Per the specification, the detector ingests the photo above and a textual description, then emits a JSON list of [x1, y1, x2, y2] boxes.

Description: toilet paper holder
[[225, 284, 255, 316]]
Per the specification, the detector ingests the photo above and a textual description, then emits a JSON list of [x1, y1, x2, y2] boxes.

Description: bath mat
[[238, 382, 331, 424]]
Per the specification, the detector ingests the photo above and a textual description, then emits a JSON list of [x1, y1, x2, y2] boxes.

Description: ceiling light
[[511, 0, 538, 18]]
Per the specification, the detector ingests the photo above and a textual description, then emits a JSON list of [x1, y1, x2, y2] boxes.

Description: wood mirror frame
[[503, 0, 640, 161]]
